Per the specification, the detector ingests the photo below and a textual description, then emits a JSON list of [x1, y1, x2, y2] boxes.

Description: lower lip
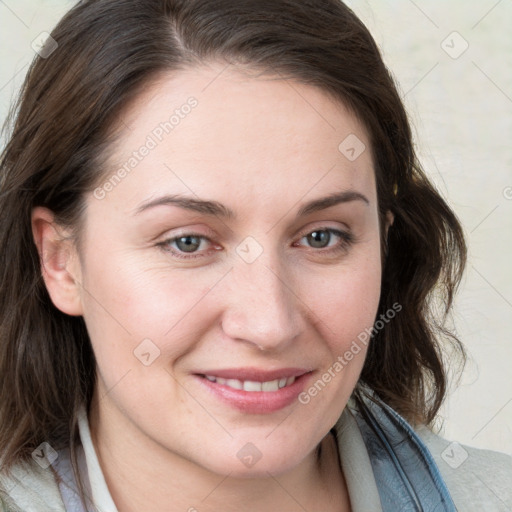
[[194, 372, 313, 414]]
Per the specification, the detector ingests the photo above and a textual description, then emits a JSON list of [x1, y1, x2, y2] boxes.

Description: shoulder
[[0, 456, 65, 512], [417, 426, 512, 512]]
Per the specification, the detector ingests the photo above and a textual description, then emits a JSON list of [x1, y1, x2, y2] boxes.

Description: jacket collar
[[347, 390, 457, 511]]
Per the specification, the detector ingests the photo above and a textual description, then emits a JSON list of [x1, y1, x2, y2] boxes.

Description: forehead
[[99, 63, 375, 213]]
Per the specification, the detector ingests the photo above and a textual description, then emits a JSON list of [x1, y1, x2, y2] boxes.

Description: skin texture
[[32, 63, 390, 511]]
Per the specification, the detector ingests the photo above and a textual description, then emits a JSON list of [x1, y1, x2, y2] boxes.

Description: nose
[[220, 256, 305, 351]]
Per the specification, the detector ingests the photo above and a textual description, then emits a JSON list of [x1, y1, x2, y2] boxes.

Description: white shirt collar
[[77, 405, 119, 512]]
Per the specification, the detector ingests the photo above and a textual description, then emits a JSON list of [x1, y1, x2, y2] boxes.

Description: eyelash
[[157, 227, 355, 261]]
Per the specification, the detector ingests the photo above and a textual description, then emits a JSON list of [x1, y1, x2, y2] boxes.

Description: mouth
[[193, 368, 314, 414], [202, 374, 298, 392]]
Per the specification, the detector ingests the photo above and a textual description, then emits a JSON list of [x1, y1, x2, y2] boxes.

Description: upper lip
[[196, 367, 312, 382]]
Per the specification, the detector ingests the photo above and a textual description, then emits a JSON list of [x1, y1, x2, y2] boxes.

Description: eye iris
[[176, 235, 201, 253], [307, 230, 330, 248]]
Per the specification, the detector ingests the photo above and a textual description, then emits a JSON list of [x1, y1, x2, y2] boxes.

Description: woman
[[0, 0, 510, 510]]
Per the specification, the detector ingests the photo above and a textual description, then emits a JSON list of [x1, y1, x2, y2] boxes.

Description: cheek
[[79, 254, 224, 369], [298, 244, 382, 407], [304, 248, 382, 348], [292, 256, 381, 428]]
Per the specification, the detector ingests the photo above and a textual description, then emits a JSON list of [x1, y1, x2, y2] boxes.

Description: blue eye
[[305, 229, 335, 248], [297, 228, 354, 252], [158, 233, 213, 259], [173, 235, 204, 253]]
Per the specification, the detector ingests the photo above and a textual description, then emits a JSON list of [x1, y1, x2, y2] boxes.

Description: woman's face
[[69, 64, 384, 476]]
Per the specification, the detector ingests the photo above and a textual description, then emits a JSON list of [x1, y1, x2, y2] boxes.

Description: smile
[[195, 370, 313, 414], [203, 375, 296, 391]]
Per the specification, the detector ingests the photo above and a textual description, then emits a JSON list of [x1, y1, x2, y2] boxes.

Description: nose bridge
[[220, 252, 303, 349]]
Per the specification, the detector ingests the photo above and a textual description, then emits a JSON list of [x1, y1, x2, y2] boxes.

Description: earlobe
[[31, 206, 83, 316]]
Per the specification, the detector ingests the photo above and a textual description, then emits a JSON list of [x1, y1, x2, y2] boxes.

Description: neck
[[88, 396, 350, 512]]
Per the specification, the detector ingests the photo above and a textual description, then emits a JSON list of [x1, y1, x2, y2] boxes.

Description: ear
[[31, 206, 83, 316]]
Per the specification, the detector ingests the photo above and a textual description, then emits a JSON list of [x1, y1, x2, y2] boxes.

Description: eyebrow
[[133, 190, 369, 219]]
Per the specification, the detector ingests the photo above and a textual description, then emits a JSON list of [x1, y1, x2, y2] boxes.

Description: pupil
[[308, 230, 330, 248], [177, 236, 200, 252]]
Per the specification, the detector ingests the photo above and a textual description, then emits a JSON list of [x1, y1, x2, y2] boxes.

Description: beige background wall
[[1, 0, 511, 455]]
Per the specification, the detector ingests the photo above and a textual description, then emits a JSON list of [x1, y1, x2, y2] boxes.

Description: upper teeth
[[204, 375, 296, 392]]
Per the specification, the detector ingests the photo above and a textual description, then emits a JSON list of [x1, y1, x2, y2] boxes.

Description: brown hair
[[0, 0, 466, 508]]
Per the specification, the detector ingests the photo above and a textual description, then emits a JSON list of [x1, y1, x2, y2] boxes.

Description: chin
[[195, 440, 314, 479]]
